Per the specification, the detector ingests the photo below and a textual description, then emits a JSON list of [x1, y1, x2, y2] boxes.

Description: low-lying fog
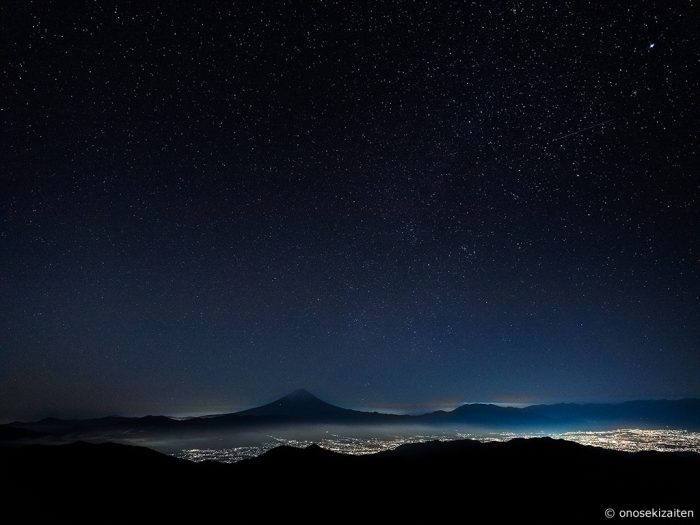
[[99, 424, 700, 462]]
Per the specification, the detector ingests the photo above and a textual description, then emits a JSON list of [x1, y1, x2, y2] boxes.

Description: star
[[1, 0, 697, 419]]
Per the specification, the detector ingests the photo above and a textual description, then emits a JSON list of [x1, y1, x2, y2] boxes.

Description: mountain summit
[[237, 389, 358, 419]]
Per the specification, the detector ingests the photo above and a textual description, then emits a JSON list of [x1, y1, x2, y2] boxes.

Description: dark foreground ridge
[[1, 437, 697, 523]]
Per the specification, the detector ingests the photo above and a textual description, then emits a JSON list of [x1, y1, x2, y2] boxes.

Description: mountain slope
[[1, 438, 698, 523], [235, 389, 364, 419], [421, 402, 553, 426], [3, 395, 699, 438], [524, 398, 700, 429]]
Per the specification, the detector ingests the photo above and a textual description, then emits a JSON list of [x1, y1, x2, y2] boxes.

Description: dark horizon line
[[5, 389, 700, 425]]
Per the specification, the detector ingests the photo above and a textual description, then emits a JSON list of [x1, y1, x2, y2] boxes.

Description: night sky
[[1, 1, 698, 420]]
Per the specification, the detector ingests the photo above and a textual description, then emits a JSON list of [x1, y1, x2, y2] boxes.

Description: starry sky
[[1, 1, 698, 420]]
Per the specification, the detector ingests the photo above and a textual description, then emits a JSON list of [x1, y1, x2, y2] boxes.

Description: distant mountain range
[[2, 390, 699, 439]]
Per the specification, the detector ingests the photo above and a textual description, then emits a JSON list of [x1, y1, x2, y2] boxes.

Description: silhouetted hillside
[[524, 398, 700, 429], [3, 394, 699, 440], [421, 402, 554, 426], [0, 425, 44, 441], [1, 437, 697, 523], [236, 388, 363, 418]]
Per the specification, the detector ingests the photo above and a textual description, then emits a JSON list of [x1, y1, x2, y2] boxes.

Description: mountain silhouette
[[523, 398, 700, 428], [1, 437, 698, 523], [415, 398, 700, 429], [236, 389, 363, 419], [0, 425, 44, 441], [422, 402, 553, 426], [3, 395, 699, 439]]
